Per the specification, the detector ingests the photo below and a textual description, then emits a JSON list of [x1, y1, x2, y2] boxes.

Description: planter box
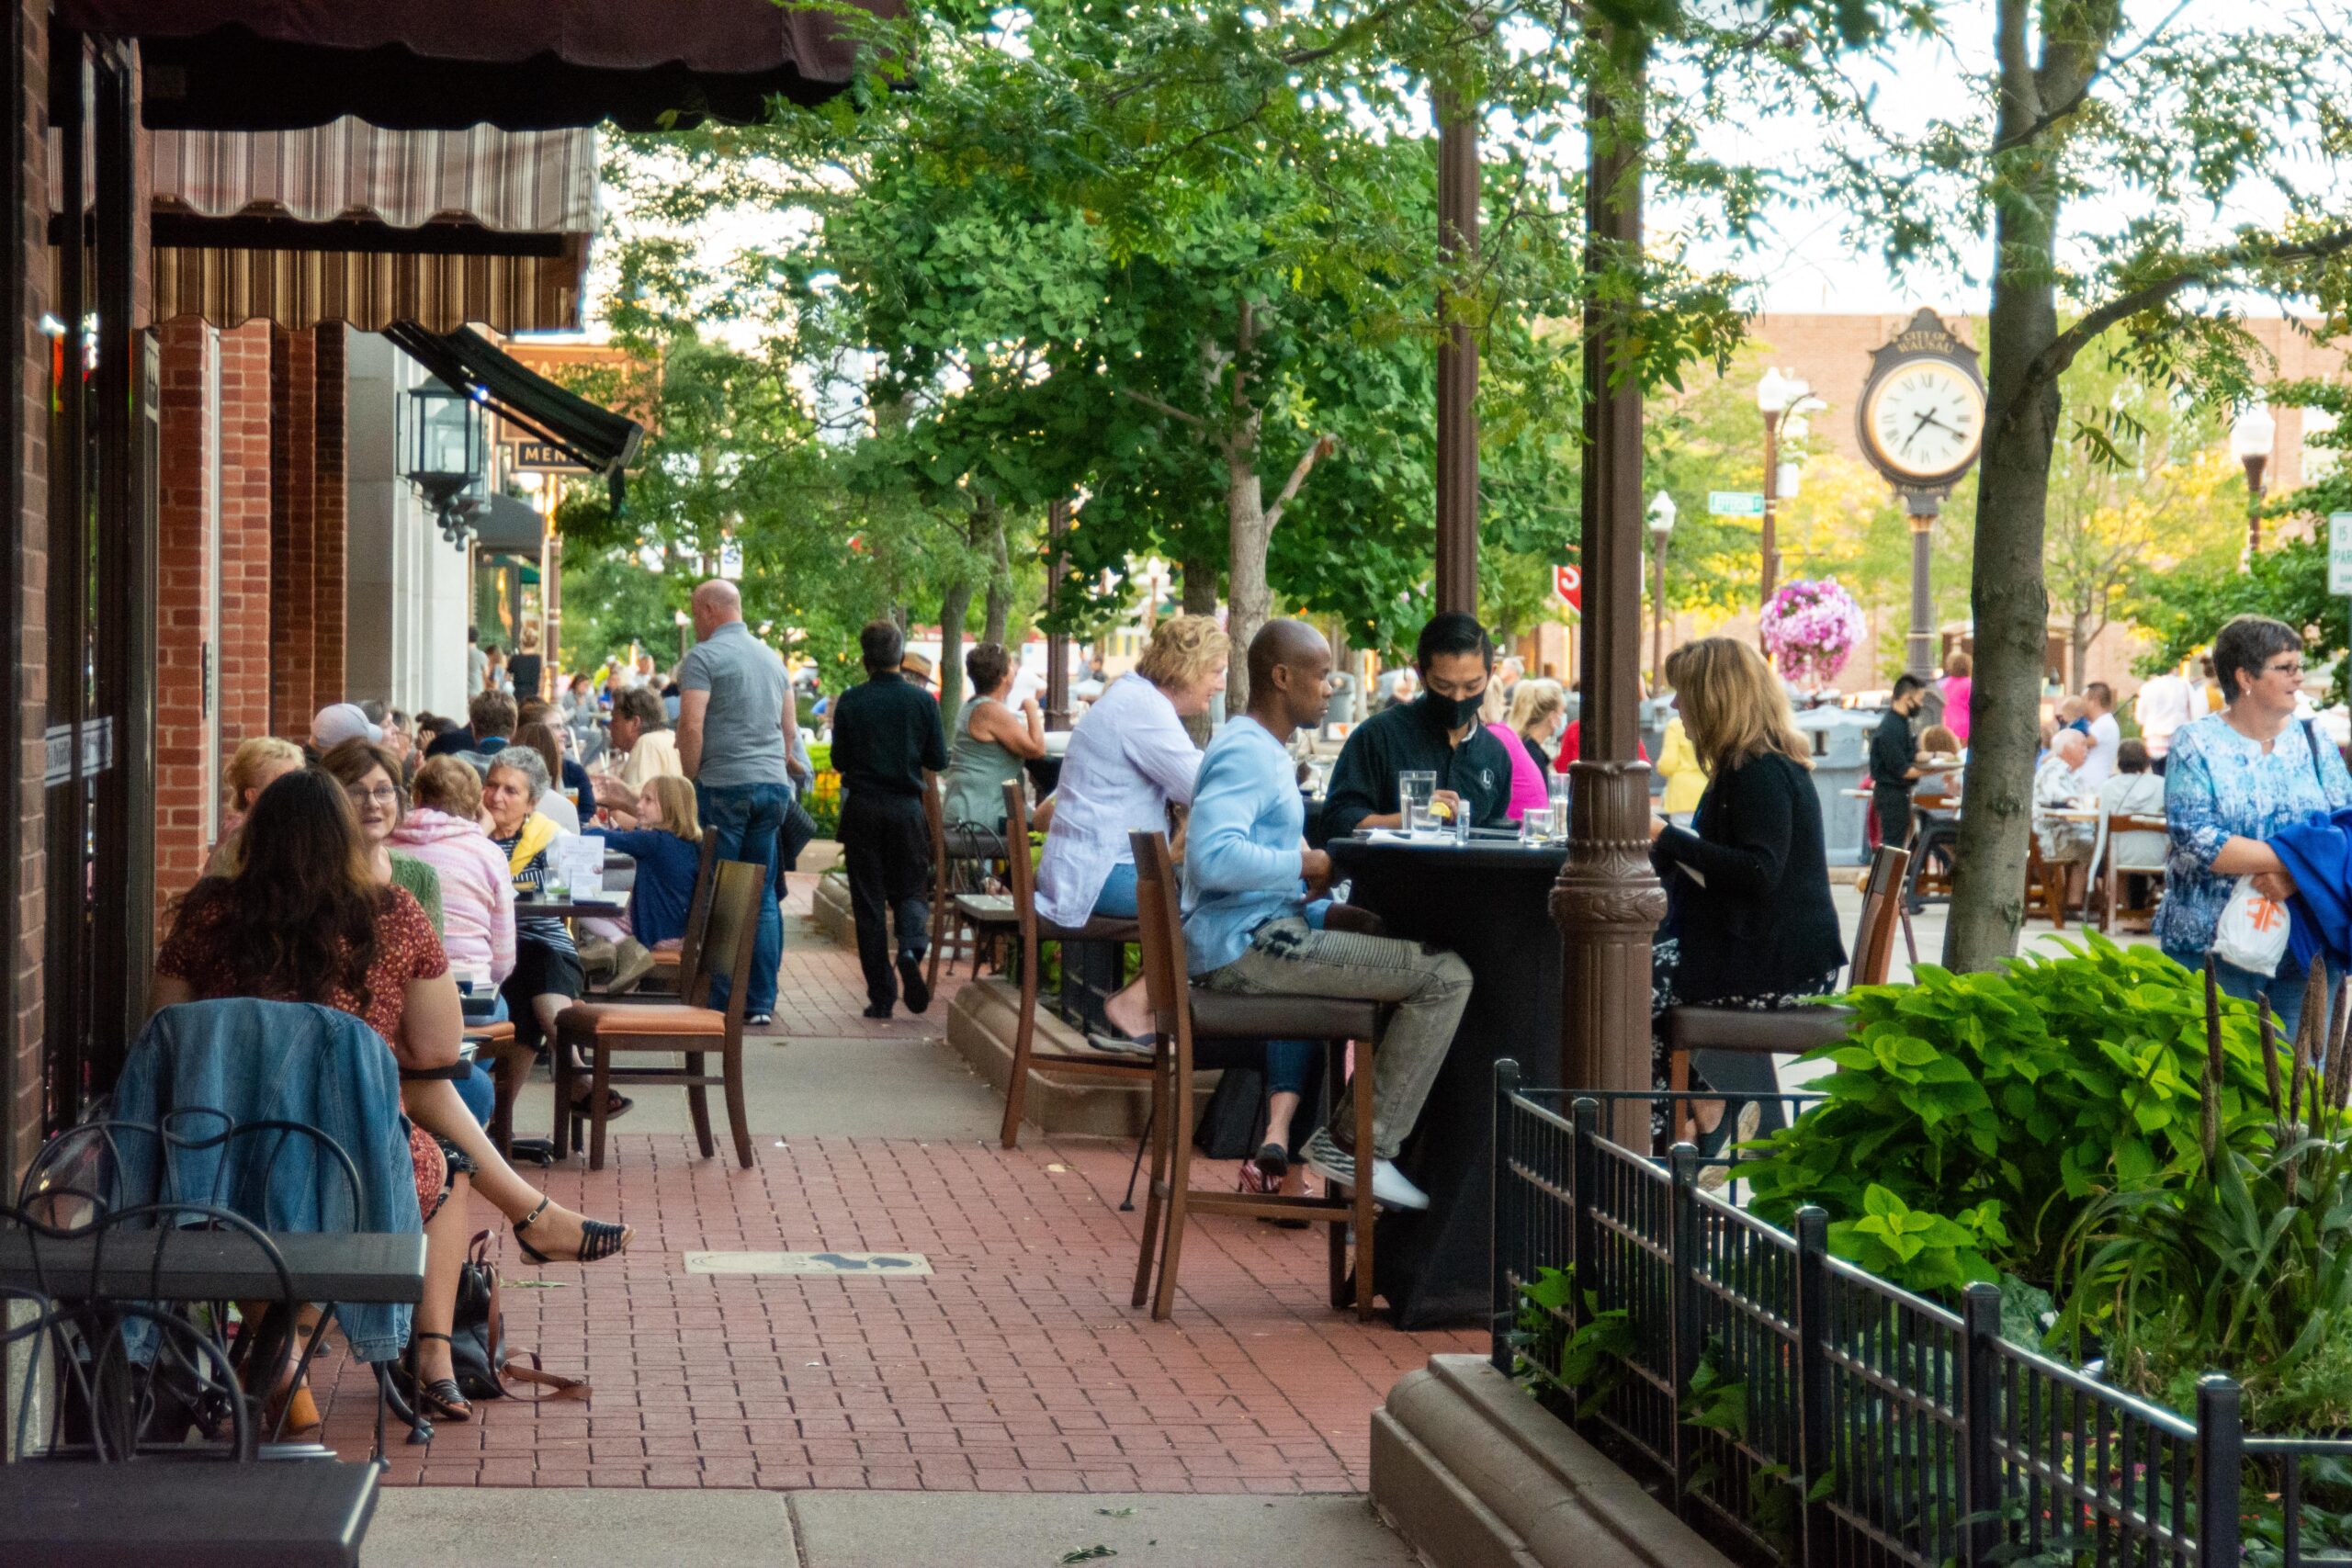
[[944, 976, 1204, 1140]]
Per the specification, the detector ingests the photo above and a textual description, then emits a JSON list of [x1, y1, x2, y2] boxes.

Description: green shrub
[[1744, 936, 2274, 1295]]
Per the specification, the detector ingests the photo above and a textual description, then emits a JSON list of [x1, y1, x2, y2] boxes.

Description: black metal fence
[[1491, 1064, 2352, 1568]]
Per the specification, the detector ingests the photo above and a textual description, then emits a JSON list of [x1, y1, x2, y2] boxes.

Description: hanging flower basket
[[1761, 577, 1866, 685]]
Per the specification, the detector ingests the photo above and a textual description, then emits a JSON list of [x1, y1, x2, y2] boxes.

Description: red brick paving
[[314, 873, 1473, 1492]]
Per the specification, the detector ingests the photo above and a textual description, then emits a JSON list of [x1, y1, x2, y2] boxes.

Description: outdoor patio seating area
[[305, 874, 1478, 1495]]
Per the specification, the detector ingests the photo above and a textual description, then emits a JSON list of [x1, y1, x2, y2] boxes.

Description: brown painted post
[[1044, 498, 1071, 731], [1434, 92, 1479, 617], [1552, 28, 1666, 1153]]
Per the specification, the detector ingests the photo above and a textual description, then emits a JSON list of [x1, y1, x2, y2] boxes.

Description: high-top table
[[1326, 832, 1568, 1329]]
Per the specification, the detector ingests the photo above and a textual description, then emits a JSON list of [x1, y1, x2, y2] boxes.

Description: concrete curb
[[812, 873, 852, 945], [945, 976, 1204, 1139], [1371, 1355, 1735, 1568]]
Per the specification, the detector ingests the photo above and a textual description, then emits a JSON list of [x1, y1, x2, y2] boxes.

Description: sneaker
[[745, 1011, 775, 1028], [861, 1002, 893, 1020], [1301, 1128, 1429, 1212], [898, 954, 933, 1015], [1085, 1032, 1156, 1058]]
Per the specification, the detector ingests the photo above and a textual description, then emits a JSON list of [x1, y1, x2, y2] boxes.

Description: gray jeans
[[1197, 917, 1473, 1160]]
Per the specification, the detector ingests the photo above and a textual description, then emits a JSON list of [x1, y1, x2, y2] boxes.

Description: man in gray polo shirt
[[677, 580, 796, 1025]]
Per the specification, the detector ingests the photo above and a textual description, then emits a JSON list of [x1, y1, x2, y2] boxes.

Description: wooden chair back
[[923, 770, 948, 867], [667, 831, 722, 984], [1127, 830, 1190, 1051], [1850, 843, 1911, 987], [684, 860, 764, 1025], [1002, 780, 1039, 949]]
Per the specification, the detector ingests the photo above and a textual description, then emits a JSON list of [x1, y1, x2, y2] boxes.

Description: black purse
[[447, 1230, 589, 1404], [780, 795, 820, 871]]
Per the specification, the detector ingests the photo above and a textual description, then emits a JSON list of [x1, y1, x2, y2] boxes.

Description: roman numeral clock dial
[[1861, 357, 1985, 483]]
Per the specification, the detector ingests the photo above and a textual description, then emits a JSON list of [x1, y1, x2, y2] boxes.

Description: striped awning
[[149, 119, 596, 333]]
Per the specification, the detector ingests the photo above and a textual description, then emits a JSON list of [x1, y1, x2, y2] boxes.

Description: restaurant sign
[[2331, 513, 2352, 595], [43, 716, 111, 786], [511, 440, 588, 473], [1552, 563, 1582, 611]]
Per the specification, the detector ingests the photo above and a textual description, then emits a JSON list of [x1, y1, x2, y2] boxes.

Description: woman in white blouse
[[1035, 615, 1231, 931]]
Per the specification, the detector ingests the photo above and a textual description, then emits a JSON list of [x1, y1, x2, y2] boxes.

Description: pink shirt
[[387, 807, 516, 982], [1942, 676, 1973, 744], [1487, 724, 1551, 822]]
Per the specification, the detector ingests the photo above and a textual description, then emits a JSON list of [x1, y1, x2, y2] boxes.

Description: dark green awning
[[385, 322, 643, 513]]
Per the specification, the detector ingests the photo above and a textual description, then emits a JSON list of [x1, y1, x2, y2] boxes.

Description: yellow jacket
[[1657, 717, 1709, 816]]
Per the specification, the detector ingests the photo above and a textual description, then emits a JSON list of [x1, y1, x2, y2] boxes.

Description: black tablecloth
[[1328, 834, 1567, 1329]]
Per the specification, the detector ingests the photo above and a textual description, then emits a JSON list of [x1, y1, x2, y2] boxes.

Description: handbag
[[780, 794, 820, 872], [447, 1230, 592, 1404]]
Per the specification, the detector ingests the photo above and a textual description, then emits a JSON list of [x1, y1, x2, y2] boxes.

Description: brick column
[[152, 319, 214, 921], [216, 321, 273, 746], [10, 0, 51, 1179], [310, 323, 345, 706], [268, 324, 315, 734]]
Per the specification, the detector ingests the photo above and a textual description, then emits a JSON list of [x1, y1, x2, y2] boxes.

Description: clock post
[[1857, 310, 1986, 682]]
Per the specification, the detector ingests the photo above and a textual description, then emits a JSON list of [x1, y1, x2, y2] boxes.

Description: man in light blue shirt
[[1185, 620, 1473, 1212]]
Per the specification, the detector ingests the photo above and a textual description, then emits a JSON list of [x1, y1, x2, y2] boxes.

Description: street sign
[[2332, 513, 2352, 595], [1709, 491, 1767, 518], [1553, 563, 1582, 611]]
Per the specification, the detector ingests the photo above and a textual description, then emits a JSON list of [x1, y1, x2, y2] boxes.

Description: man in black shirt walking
[[1319, 612, 1514, 841], [1870, 673, 1929, 854], [830, 620, 950, 1018]]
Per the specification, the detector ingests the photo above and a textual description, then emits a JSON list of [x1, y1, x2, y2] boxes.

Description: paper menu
[[549, 833, 608, 901]]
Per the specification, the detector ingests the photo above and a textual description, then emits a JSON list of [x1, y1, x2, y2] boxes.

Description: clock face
[[1864, 359, 1984, 480]]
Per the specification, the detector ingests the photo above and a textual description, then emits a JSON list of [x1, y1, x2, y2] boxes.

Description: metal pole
[[1552, 26, 1666, 1152], [2242, 455, 2267, 563], [1045, 499, 1072, 730], [1906, 503, 1938, 681], [1434, 91, 1480, 616], [1758, 407, 1783, 610], [1650, 528, 1668, 682]]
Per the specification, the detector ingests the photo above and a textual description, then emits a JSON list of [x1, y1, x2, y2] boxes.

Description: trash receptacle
[[1800, 706, 1875, 865]]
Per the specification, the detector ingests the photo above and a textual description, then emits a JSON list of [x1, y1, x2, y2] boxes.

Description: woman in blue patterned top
[[2160, 615, 2352, 1036]]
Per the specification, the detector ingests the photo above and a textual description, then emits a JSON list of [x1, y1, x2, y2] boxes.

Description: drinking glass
[[1521, 803, 1557, 845], [1399, 771, 1439, 837]]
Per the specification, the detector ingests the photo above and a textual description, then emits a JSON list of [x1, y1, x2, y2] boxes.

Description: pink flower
[[1761, 578, 1866, 685]]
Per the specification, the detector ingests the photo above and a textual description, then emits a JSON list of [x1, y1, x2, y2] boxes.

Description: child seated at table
[[579, 774, 706, 992]]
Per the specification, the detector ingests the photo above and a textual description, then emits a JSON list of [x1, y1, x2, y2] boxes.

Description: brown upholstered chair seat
[[1665, 1004, 1854, 1056], [557, 1002, 728, 1038], [650, 938, 684, 958], [1185, 991, 1379, 1043]]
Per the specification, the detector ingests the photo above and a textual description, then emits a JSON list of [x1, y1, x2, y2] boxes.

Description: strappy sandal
[[513, 1195, 633, 1265], [406, 1331, 472, 1423]]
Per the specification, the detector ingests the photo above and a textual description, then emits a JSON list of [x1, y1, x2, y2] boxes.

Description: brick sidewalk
[[318, 873, 1472, 1493]]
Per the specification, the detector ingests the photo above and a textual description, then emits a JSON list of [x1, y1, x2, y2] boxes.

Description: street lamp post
[[2233, 402, 2277, 564], [1647, 490, 1677, 680], [1905, 502, 1939, 680], [1754, 367, 1811, 608]]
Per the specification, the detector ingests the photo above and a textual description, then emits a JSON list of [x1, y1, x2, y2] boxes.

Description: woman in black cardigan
[[1648, 637, 1847, 1150]]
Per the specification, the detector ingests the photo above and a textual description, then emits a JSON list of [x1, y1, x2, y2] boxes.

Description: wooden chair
[[552, 859, 764, 1171], [2095, 812, 2168, 931], [1126, 830, 1383, 1322], [925, 772, 1020, 992], [999, 780, 1148, 1148], [1905, 794, 1958, 903], [1664, 843, 1910, 1142]]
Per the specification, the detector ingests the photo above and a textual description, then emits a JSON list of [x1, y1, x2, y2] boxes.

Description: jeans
[[1198, 917, 1472, 1160], [697, 781, 789, 1015], [1093, 862, 1139, 919], [2165, 944, 2333, 1044], [454, 1059, 495, 1127]]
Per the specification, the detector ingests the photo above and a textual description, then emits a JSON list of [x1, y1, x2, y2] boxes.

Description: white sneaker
[[1302, 1129, 1430, 1212]]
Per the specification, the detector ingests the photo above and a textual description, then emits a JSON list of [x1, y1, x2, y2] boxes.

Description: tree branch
[[1261, 434, 1338, 533], [2005, 223, 2352, 434], [1112, 385, 1207, 430]]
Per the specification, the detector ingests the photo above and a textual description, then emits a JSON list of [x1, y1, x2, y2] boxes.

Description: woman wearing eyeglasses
[[2159, 614, 2352, 1035]]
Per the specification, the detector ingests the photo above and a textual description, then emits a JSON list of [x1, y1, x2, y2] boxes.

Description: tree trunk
[[1944, 0, 2097, 972], [2069, 611, 2091, 693], [1222, 299, 1269, 720], [1180, 552, 1219, 614], [935, 572, 973, 748], [982, 506, 1012, 647]]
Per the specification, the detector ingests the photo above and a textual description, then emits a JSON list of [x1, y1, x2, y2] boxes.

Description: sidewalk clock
[[1857, 308, 1986, 511]]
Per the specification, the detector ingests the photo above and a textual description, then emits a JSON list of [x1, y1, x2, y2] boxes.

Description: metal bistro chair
[[924, 771, 1019, 991], [553, 859, 765, 1171], [1665, 842, 1910, 1145], [998, 780, 1147, 1149], [1126, 830, 1383, 1322]]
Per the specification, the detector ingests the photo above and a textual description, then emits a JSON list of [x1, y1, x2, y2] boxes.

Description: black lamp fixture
[[403, 378, 489, 549]]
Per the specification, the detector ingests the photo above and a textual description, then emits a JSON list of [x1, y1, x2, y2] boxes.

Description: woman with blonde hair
[[1647, 637, 1846, 1153], [1038, 614, 1229, 1041], [579, 773, 707, 993], [1481, 680, 1553, 821], [209, 737, 306, 873]]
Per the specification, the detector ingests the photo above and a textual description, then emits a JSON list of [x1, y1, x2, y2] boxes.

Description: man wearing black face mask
[[1319, 612, 1515, 841]]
